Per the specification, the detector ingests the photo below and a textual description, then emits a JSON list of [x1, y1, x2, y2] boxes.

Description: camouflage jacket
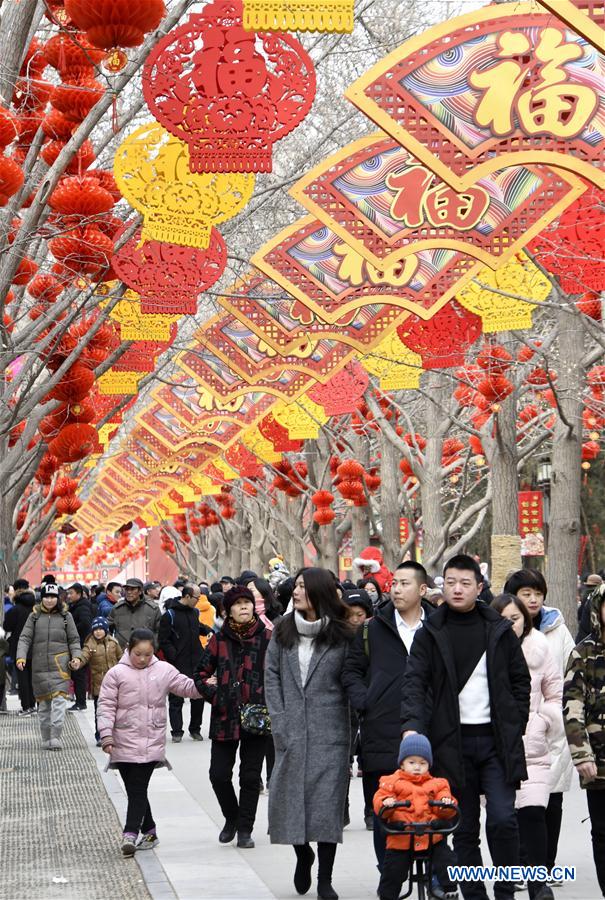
[[563, 587, 605, 789]]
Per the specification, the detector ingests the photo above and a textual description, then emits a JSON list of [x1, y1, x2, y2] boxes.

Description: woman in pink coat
[[98, 627, 202, 857], [492, 595, 563, 900]]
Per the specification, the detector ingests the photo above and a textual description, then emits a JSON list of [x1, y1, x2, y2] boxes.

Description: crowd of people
[[1, 553, 604, 900]]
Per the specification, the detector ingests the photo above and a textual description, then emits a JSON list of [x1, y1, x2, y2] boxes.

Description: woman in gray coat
[[265, 567, 353, 900], [16, 583, 82, 750]]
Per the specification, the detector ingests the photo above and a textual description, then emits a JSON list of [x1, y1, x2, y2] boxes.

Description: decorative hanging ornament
[[397, 300, 482, 370], [362, 330, 423, 390], [272, 395, 328, 439], [113, 122, 255, 249], [307, 361, 369, 416], [457, 253, 551, 333], [142, 0, 316, 174], [241, 0, 353, 33], [112, 225, 227, 315], [64, 0, 166, 50]]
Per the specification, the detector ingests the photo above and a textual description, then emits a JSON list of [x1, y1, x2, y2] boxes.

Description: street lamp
[[537, 460, 552, 487]]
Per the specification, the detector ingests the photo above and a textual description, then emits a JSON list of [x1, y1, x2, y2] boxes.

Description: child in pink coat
[[98, 627, 202, 856]]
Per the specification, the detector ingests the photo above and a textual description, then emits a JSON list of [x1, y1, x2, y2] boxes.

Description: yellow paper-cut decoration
[[98, 370, 141, 395], [362, 333, 423, 390], [242, 425, 282, 464], [457, 252, 551, 333], [97, 423, 118, 447], [108, 290, 181, 341], [211, 458, 239, 481], [242, 0, 353, 33], [114, 123, 255, 250], [196, 388, 245, 414], [273, 395, 328, 439], [191, 474, 222, 496]]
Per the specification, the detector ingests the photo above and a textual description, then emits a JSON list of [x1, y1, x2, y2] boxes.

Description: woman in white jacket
[[504, 570, 574, 883], [492, 594, 564, 900]]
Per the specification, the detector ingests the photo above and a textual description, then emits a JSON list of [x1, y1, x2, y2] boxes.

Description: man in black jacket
[[66, 582, 93, 710], [4, 584, 36, 713], [401, 554, 531, 900], [159, 586, 206, 742], [342, 560, 431, 869]]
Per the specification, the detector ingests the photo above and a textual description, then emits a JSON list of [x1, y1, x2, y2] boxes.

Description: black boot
[[317, 884, 338, 900], [237, 832, 255, 849], [294, 844, 315, 895], [218, 821, 237, 843], [317, 842, 338, 899]]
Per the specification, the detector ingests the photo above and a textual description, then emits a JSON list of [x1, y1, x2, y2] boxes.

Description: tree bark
[[486, 392, 522, 591], [351, 433, 371, 553], [0, 0, 39, 104], [420, 372, 447, 575], [546, 302, 584, 630], [379, 430, 402, 570]]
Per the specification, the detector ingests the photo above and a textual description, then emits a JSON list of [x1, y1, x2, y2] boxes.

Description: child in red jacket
[[374, 734, 458, 900]]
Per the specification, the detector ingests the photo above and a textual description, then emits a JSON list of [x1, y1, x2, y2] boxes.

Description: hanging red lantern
[[50, 74, 104, 123], [0, 106, 17, 148], [42, 109, 75, 141], [337, 460, 365, 481], [476, 375, 514, 405], [12, 256, 38, 285], [53, 476, 80, 498], [142, 0, 316, 174], [64, 0, 166, 49], [43, 32, 106, 75], [0, 156, 24, 205], [28, 273, 63, 303], [48, 363, 95, 403], [49, 175, 115, 221], [397, 301, 482, 370], [576, 292, 601, 321], [476, 343, 513, 375], [112, 226, 227, 314], [56, 494, 83, 515], [50, 422, 98, 462], [41, 138, 96, 174], [313, 507, 335, 526], [311, 490, 334, 508], [48, 224, 114, 275]]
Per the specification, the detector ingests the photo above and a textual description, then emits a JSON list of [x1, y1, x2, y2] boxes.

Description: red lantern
[[56, 494, 83, 515], [48, 363, 95, 403], [397, 301, 482, 370], [41, 139, 96, 174], [50, 74, 104, 123], [336, 460, 365, 481], [43, 32, 106, 74], [50, 175, 115, 221], [0, 106, 17, 148], [0, 156, 24, 206], [112, 226, 227, 314], [42, 110, 75, 141], [50, 422, 98, 462], [64, 0, 166, 49], [311, 490, 334, 508], [142, 0, 316, 174], [476, 344, 513, 375], [313, 507, 335, 526], [53, 476, 80, 498], [49, 224, 113, 275], [12, 256, 38, 286]]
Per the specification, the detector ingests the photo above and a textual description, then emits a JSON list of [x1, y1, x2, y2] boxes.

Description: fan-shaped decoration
[[242, 0, 352, 32], [346, 6, 605, 190], [307, 361, 369, 416], [64, 0, 166, 49], [273, 395, 328, 439], [457, 253, 551, 332], [112, 225, 227, 314], [397, 301, 482, 370], [114, 123, 255, 249], [142, 0, 316, 174], [362, 331, 423, 390]]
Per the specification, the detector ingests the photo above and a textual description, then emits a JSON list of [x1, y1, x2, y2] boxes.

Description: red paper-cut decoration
[[64, 0, 166, 50], [258, 412, 302, 452], [397, 301, 482, 370], [307, 361, 369, 416], [142, 0, 316, 174], [113, 330, 176, 373], [112, 226, 227, 315], [529, 186, 605, 294], [225, 441, 264, 478]]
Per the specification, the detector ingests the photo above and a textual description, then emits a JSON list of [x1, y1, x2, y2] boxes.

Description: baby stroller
[[378, 799, 461, 900]]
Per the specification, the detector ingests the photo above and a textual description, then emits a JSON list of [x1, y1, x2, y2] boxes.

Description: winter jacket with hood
[[96, 592, 116, 620], [516, 628, 564, 809], [401, 602, 531, 790], [16, 603, 82, 701], [68, 595, 93, 647], [158, 601, 203, 676], [4, 589, 36, 660], [373, 769, 456, 851], [194, 615, 271, 741], [80, 633, 122, 695], [342, 599, 433, 773], [535, 604, 575, 793], [563, 586, 605, 789], [195, 594, 216, 648], [108, 597, 162, 649], [97, 652, 201, 764]]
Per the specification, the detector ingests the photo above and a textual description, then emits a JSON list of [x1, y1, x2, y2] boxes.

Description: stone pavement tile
[[0, 709, 150, 900]]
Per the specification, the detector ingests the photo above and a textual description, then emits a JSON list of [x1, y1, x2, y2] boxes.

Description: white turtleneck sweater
[[294, 611, 325, 685]]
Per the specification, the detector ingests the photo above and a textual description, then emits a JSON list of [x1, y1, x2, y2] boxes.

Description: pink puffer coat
[[97, 652, 201, 763], [516, 629, 564, 809]]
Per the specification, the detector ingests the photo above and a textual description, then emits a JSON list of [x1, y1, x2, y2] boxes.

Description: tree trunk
[[0, 0, 39, 104], [379, 430, 402, 570], [487, 392, 521, 592], [546, 303, 584, 630], [421, 372, 447, 576]]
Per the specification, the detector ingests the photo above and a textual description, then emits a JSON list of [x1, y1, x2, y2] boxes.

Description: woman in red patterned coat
[[194, 585, 271, 850]]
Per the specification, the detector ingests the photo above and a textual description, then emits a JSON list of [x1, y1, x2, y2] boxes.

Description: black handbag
[[225, 639, 271, 735]]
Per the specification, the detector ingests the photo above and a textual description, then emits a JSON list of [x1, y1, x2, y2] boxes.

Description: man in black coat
[[159, 586, 206, 742], [401, 554, 531, 900], [342, 560, 431, 869], [66, 582, 93, 710], [4, 584, 36, 713]]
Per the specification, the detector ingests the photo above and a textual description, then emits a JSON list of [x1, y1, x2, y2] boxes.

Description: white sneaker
[[136, 833, 159, 851]]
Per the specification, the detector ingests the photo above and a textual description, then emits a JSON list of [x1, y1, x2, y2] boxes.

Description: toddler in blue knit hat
[[374, 734, 458, 900]]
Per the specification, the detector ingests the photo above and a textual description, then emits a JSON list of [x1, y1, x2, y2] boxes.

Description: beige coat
[[80, 634, 122, 696]]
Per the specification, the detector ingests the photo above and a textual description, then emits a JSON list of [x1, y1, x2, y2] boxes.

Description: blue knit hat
[[398, 734, 433, 767], [91, 616, 109, 634]]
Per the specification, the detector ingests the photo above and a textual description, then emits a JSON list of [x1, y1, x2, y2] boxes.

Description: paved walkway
[[1, 696, 602, 900]]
